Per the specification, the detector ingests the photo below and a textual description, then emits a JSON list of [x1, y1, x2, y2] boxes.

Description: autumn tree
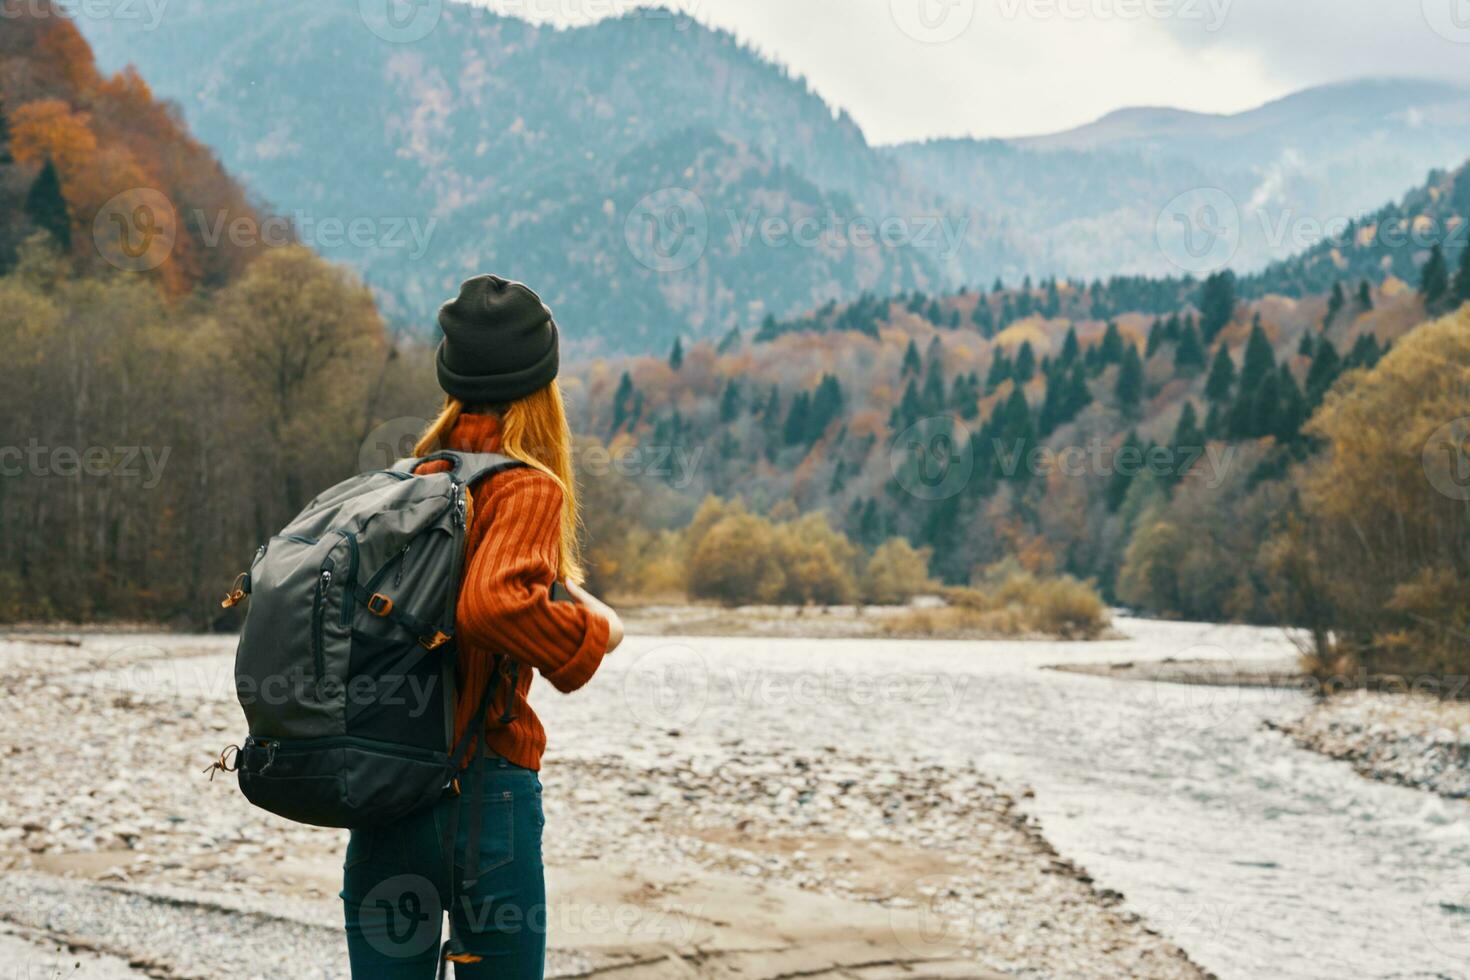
[[861, 538, 935, 604], [1294, 304, 1470, 677], [214, 246, 383, 530]]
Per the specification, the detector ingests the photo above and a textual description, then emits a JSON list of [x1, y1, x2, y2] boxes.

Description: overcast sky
[[477, 0, 1470, 144]]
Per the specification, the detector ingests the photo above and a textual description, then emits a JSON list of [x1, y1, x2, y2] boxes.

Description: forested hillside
[[0, 6, 431, 622], [567, 158, 1470, 674], [80, 3, 1470, 352], [0, 11, 261, 289]]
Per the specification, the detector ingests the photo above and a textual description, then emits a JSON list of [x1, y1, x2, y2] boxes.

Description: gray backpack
[[216, 451, 524, 829]]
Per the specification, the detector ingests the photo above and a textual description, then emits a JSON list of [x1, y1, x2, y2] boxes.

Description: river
[[536, 617, 1470, 980]]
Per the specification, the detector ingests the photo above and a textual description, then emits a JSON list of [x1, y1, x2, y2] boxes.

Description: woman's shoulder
[[477, 463, 563, 507]]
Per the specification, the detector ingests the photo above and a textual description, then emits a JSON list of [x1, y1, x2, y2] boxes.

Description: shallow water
[[541, 618, 1470, 980]]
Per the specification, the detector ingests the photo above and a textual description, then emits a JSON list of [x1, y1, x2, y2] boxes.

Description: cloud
[[1158, 0, 1470, 85]]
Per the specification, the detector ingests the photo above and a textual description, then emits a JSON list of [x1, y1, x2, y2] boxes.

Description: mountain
[[78, 0, 994, 352], [887, 79, 1470, 280], [77, 0, 1470, 352]]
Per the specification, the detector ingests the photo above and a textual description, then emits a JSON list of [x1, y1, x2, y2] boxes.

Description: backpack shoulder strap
[[392, 451, 525, 486]]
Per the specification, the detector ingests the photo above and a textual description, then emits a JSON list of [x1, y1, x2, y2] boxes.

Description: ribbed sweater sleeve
[[455, 467, 609, 693]]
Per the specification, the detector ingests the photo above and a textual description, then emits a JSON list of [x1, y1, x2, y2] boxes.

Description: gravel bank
[[0, 632, 1206, 979], [1269, 689, 1470, 799]]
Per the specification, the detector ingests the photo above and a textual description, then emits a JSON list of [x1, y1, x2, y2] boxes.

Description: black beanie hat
[[435, 275, 560, 404]]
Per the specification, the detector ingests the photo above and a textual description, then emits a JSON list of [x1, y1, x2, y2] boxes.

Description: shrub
[[861, 538, 935, 605]]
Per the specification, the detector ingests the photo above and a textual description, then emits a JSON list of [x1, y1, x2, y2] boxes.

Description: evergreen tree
[[1274, 366, 1307, 444], [1345, 333, 1384, 370], [985, 348, 1012, 393], [1358, 279, 1373, 310], [893, 380, 924, 430], [1100, 321, 1124, 365], [1059, 327, 1080, 366], [921, 360, 946, 414], [668, 336, 684, 370], [25, 158, 71, 250], [1204, 344, 1235, 404], [1325, 282, 1345, 327], [1013, 341, 1036, 383], [999, 387, 1035, 481], [1145, 318, 1164, 358], [1169, 403, 1205, 484], [901, 339, 922, 376], [1297, 331, 1315, 358], [1174, 321, 1206, 375], [1421, 244, 1450, 309], [1116, 345, 1144, 415], [807, 374, 844, 442], [1304, 339, 1340, 407], [951, 374, 980, 421], [1453, 247, 1470, 307], [719, 380, 742, 423], [611, 372, 637, 433], [1198, 271, 1236, 341], [1064, 361, 1092, 420], [783, 392, 811, 446], [1105, 431, 1142, 512], [1239, 321, 1275, 395], [971, 300, 994, 336]]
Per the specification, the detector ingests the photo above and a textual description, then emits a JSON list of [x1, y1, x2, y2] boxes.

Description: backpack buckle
[[420, 630, 451, 651], [366, 593, 394, 617]]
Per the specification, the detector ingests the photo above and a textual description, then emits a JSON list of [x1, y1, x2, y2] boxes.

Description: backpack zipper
[[312, 558, 335, 686]]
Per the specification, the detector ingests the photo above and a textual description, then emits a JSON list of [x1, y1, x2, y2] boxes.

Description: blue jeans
[[341, 754, 546, 978]]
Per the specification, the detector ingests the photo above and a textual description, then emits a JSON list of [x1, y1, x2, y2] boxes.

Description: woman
[[341, 275, 624, 978]]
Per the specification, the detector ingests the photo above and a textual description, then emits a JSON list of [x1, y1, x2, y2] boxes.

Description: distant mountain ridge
[[77, 1, 1470, 350]]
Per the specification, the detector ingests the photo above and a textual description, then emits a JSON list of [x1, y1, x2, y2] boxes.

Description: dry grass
[[879, 572, 1109, 640]]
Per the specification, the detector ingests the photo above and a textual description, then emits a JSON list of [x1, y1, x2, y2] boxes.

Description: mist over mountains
[[79, 1, 1470, 352]]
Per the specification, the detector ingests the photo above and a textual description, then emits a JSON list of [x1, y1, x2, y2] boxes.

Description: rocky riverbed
[[1270, 689, 1470, 799], [0, 631, 1207, 979]]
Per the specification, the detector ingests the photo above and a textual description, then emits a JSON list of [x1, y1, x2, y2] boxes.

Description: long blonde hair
[[414, 382, 585, 584]]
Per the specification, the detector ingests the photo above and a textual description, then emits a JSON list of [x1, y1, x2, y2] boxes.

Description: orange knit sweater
[[416, 413, 609, 771]]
